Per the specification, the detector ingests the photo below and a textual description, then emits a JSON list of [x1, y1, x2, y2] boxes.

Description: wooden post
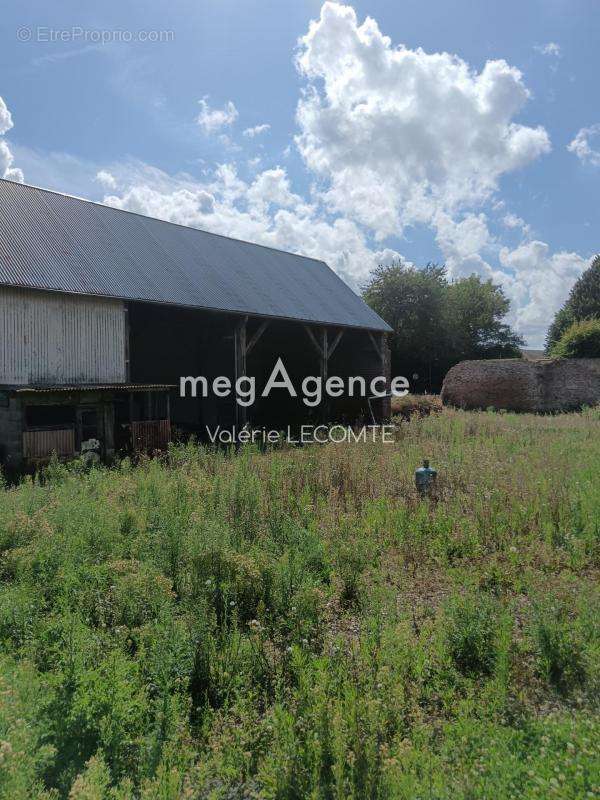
[[103, 401, 115, 462], [304, 326, 331, 422], [321, 328, 329, 422], [380, 332, 390, 421], [129, 392, 135, 451], [234, 317, 248, 429], [366, 332, 389, 423], [124, 304, 131, 382]]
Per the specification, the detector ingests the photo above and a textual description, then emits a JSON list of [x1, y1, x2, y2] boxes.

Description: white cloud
[[246, 167, 303, 210], [295, 2, 551, 238], [534, 42, 561, 57], [0, 97, 14, 136], [435, 212, 492, 264], [567, 124, 600, 167], [196, 96, 239, 135], [243, 123, 271, 138], [0, 96, 23, 182], [433, 212, 501, 284], [503, 212, 524, 229], [499, 241, 587, 344], [95, 170, 118, 189], [502, 212, 531, 236]]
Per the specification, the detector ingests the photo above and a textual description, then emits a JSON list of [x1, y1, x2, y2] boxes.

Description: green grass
[[1, 408, 599, 799]]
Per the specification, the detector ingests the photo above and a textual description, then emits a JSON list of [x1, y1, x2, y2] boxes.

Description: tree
[[550, 318, 600, 358], [445, 275, 523, 362], [363, 263, 523, 392], [546, 255, 600, 352], [362, 262, 448, 391]]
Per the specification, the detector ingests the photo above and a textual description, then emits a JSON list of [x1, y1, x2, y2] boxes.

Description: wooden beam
[[129, 392, 135, 450], [320, 328, 329, 421], [368, 331, 383, 359], [124, 303, 131, 382], [234, 317, 248, 429], [246, 320, 269, 355], [321, 328, 328, 382], [328, 330, 344, 358], [304, 325, 323, 357]]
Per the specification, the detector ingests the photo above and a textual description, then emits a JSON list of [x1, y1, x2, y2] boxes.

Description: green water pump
[[415, 459, 437, 497]]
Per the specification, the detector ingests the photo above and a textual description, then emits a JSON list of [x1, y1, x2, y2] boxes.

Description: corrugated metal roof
[[0, 179, 391, 332], [11, 383, 175, 393]]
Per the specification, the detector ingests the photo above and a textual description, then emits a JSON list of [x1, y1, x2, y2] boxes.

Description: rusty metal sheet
[[23, 428, 75, 460], [131, 419, 171, 452]]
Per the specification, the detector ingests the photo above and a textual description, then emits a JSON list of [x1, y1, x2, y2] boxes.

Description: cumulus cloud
[[295, 2, 551, 238], [502, 212, 531, 236], [95, 170, 118, 190], [196, 97, 238, 135], [534, 42, 561, 57], [243, 123, 271, 138], [568, 124, 600, 167], [83, 4, 580, 346], [0, 96, 24, 182], [433, 212, 495, 281], [0, 97, 14, 136], [499, 241, 587, 344]]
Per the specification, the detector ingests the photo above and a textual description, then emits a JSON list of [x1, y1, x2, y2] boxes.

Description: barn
[[0, 179, 391, 471]]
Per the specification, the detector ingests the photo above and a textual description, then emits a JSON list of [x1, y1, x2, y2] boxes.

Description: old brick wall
[[441, 358, 600, 412]]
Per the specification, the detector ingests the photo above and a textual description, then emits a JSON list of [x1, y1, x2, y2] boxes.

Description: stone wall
[[441, 358, 600, 412]]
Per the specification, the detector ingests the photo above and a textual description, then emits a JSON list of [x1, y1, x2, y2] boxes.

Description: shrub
[[550, 318, 600, 358], [391, 393, 442, 419], [65, 561, 176, 631], [190, 546, 269, 627], [445, 594, 500, 677], [533, 592, 599, 695]]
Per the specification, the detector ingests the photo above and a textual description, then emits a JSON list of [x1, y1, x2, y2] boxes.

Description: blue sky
[[1, 0, 599, 346]]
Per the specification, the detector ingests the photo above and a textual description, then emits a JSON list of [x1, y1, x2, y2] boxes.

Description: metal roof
[[10, 383, 175, 393], [0, 179, 391, 332]]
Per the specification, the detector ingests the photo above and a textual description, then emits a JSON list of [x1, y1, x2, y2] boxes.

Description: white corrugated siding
[[0, 287, 126, 384]]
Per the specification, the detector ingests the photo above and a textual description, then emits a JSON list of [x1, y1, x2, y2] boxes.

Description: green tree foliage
[[546, 254, 600, 352], [363, 262, 523, 391], [550, 318, 600, 358], [362, 263, 447, 391]]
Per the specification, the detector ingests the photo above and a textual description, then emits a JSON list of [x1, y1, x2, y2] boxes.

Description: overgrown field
[[1, 410, 600, 799]]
